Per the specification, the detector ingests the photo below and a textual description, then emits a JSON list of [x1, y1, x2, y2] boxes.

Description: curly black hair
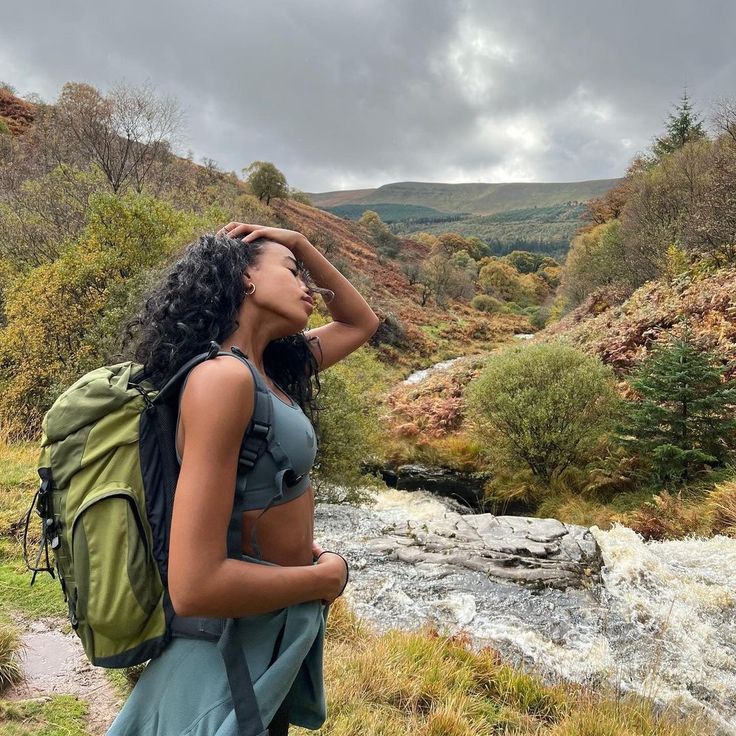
[[123, 233, 322, 422]]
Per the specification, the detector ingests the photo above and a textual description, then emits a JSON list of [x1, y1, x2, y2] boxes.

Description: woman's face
[[245, 240, 314, 329]]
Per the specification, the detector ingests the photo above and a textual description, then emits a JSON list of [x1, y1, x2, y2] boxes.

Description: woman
[[108, 222, 379, 735]]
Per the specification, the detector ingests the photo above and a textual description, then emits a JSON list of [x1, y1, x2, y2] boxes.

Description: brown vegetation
[[0, 89, 36, 135]]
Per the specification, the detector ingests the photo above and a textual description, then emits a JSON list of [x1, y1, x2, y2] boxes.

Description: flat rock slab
[[364, 505, 601, 589]]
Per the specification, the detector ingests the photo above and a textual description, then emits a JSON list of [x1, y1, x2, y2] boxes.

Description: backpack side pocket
[[72, 482, 164, 661]]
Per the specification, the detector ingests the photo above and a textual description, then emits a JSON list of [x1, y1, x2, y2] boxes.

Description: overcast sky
[[2, 1, 735, 192]]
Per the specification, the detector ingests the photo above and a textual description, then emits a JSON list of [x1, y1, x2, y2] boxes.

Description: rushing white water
[[402, 356, 463, 385], [590, 525, 736, 731], [316, 488, 736, 734]]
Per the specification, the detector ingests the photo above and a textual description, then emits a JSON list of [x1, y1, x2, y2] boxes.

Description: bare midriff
[[177, 383, 315, 569], [241, 489, 315, 566]]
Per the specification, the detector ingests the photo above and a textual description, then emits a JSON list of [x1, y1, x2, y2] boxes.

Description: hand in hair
[[219, 222, 309, 253]]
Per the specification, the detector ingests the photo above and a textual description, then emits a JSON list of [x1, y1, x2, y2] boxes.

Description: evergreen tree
[[652, 92, 706, 158], [619, 331, 736, 485]]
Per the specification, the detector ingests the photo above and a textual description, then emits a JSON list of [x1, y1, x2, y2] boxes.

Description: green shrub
[[0, 192, 208, 439], [470, 294, 503, 313], [466, 342, 618, 484], [312, 342, 388, 504], [0, 118, 10, 135]]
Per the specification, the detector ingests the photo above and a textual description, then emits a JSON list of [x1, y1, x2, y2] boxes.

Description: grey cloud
[[2, 1, 735, 190]]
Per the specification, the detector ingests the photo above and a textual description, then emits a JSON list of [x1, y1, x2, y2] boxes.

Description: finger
[[227, 224, 260, 239], [218, 222, 242, 236], [243, 229, 270, 243]]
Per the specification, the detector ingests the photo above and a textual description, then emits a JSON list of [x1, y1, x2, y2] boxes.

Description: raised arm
[[167, 356, 346, 617], [219, 222, 380, 371]]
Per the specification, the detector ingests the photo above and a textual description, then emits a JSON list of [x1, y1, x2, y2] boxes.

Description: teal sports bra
[[174, 370, 318, 512]]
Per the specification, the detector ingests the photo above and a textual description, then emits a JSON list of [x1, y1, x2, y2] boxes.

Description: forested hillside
[[0, 83, 533, 450], [313, 179, 619, 256]]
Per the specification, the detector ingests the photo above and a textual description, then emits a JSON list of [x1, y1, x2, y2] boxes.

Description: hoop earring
[[245, 283, 256, 295]]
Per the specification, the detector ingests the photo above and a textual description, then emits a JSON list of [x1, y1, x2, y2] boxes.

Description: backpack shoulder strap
[[164, 343, 274, 736]]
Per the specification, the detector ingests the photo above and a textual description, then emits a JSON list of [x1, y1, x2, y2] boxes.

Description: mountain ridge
[[309, 178, 621, 216]]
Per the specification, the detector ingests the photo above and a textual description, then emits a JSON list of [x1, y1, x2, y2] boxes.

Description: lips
[[301, 296, 314, 307]]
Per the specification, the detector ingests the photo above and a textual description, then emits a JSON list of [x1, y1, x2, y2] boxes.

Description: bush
[[470, 294, 503, 313], [359, 210, 400, 259], [312, 342, 388, 503], [0, 623, 23, 692], [0, 192, 208, 439], [465, 342, 618, 484], [369, 309, 407, 349]]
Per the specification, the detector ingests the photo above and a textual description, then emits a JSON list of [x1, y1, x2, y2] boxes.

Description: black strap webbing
[[218, 618, 269, 736]]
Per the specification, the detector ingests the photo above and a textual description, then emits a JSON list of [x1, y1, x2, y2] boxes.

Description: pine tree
[[652, 92, 706, 158], [619, 331, 736, 485]]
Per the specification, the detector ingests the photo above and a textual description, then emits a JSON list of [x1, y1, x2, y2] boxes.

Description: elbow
[[169, 581, 203, 618], [168, 564, 216, 617], [367, 315, 380, 337]]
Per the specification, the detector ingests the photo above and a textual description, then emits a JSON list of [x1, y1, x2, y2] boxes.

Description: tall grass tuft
[[0, 622, 24, 692], [706, 480, 736, 536]]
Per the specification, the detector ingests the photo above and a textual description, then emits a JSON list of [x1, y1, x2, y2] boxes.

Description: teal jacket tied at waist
[[107, 583, 329, 734]]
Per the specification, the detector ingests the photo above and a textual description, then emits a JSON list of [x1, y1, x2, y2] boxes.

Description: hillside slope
[[543, 270, 736, 378], [0, 88, 36, 134], [0, 87, 532, 381]]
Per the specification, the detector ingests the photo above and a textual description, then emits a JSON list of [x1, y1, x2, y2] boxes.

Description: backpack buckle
[[250, 421, 269, 439]]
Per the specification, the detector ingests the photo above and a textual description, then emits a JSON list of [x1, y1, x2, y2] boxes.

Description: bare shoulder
[[180, 355, 255, 444]]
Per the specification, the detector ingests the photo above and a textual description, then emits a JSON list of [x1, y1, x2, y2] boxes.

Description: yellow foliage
[[705, 480, 736, 536], [0, 193, 213, 439]]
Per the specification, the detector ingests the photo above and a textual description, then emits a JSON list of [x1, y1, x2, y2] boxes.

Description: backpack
[[24, 340, 301, 736]]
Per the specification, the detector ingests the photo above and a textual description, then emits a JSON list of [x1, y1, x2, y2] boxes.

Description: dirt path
[[4, 615, 122, 734]]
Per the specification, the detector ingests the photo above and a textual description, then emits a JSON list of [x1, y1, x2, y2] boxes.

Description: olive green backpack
[[24, 341, 301, 736]]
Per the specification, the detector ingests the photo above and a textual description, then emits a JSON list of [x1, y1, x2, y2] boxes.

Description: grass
[[292, 598, 711, 736], [0, 622, 24, 693], [0, 539, 65, 621], [0, 441, 39, 537], [0, 696, 89, 735], [0, 440, 65, 622]]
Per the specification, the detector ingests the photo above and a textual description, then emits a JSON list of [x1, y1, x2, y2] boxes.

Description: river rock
[[394, 462, 486, 509], [365, 503, 600, 589]]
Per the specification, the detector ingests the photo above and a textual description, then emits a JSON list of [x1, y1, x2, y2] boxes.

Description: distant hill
[[309, 179, 621, 217], [322, 202, 587, 259], [310, 179, 621, 257], [325, 203, 456, 223]]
